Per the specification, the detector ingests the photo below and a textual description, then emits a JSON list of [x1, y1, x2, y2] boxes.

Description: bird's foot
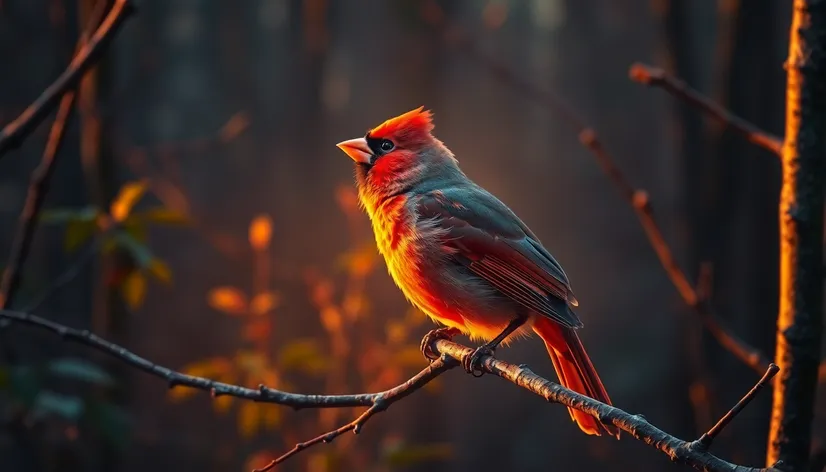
[[420, 327, 461, 362], [463, 345, 495, 377]]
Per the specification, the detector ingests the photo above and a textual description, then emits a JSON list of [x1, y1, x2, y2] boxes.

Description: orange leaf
[[243, 318, 272, 343], [219, 112, 250, 142], [335, 185, 359, 214], [263, 405, 281, 429], [110, 180, 148, 222], [319, 307, 342, 332], [213, 395, 233, 414], [248, 215, 273, 251], [207, 286, 248, 315], [238, 401, 260, 438], [250, 291, 281, 316]]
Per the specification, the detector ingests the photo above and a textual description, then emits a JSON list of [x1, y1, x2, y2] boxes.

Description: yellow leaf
[[319, 307, 342, 332], [64, 220, 96, 253], [238, 401, 260, 438], [250, 291, 280, 316], [404, 308, 425, 327], [148, 259, 172, 284], [277, 338, 329, 375], [207, 286, 248, 315], [337, 243, 378, 277], [235, 350, 268, 377], [386, 320, 408, 344], [122, 271, 146, 310], [248, 215, 273, 251], [213, 395, 233, 414], [393, 345, 425, 368], [342, 293, 369, 319], [263, 405, 281, 429], [110, 180, 148, 222]]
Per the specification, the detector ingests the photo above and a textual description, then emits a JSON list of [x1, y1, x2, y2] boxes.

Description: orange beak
[[336, 137, 373, 164]]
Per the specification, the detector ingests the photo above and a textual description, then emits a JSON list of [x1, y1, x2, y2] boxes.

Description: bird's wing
[[415, 186, 582, 329]]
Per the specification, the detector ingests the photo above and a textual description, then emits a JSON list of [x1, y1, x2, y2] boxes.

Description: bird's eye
[[380, 139, 394, 152]]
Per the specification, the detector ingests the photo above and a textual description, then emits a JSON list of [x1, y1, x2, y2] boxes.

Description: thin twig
[[0, 309, 434, 408], [628, 63, 783, 157], [0, 0, 109, 310], [423, 6, 770, 374], [254, 357, 454, 472], [20, 235, 105, 313], [0, 0, 136, 158], [0, 308, 779, 472], [697, 363, 779, 449]]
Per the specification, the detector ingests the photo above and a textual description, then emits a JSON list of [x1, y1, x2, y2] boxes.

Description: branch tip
[[697, 363, 780, 448]]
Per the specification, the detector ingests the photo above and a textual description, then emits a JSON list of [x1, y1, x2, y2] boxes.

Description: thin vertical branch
[[0, 0, 111, 310], [766, 0, 826, 469]]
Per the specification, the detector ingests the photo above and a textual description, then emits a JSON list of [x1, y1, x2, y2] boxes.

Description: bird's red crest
[[367, 106, 434, 143]]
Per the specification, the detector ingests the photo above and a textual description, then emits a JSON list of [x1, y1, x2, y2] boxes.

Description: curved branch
[[0, 309, 779, 472], [628, 63, 783, 157], [433, 339, 781, 472], [0, 0, 136, 158]]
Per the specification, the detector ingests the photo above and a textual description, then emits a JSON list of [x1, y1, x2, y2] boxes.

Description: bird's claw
[[420, 327, 461, 362], [463, 345, 495, 377]]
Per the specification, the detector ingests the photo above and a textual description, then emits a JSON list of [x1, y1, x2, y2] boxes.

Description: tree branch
[[423, 8, 770, 374], [0, 0, 135, 158], [628, 63, 784, 157], [0, 0, 110, 310], [767, 0, 826, 469], [0, 309, 781, 472], [432, 340, 781, 472]]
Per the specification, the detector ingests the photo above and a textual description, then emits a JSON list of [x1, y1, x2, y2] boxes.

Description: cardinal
[[335, 107, 619, 438]]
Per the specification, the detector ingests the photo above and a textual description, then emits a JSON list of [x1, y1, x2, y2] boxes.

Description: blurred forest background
[[0, 1, 818, 471]]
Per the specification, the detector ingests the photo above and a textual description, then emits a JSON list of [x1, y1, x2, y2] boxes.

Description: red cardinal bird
[[336, 107, 619, 438]]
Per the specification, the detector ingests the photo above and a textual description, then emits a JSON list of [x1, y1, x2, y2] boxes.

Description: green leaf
[[86, 401, 132, 451], [277, 338, 329, 375], [64, 220, 97, 252], [48, 358, 114, 386], [8, 365, 42, 404], [112, 231, 153, 267], [31, 390, 84, 421], [39, 206, 100, 224]]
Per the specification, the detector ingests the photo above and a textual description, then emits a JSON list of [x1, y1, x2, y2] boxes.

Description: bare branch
[[628, 63, 783, 157], [0, 0, 110, 310], [0, 308, 780, 472], [422, 6, 770, 374], [432, 340, 780, 472], [698, 363, 779, 448], [767, 1, 826, 468], [0, 0, 136, 158], [253, 357, 453, 472]]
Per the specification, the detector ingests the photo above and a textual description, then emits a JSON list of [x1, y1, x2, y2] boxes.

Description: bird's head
[[336, 107, 462, 209]]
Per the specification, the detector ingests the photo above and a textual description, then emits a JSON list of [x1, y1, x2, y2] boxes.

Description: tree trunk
[[766, 1, 826, 469]]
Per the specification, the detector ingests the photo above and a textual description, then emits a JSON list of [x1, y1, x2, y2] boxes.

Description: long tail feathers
[[532, 316, 620, 439]]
